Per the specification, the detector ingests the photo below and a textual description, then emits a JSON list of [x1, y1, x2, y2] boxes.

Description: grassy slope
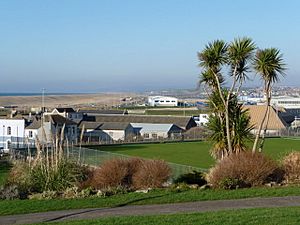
[[1, 186, 300, 216], [34, 207, 300, 225], [94, 138, 300, 168]]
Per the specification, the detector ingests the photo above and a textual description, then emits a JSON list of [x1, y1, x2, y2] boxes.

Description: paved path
[[1, 196, 300, 225]]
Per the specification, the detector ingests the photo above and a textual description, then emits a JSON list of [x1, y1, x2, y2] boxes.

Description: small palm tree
[[252, 48, 286, 152]]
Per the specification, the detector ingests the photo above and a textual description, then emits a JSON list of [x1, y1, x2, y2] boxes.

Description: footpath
[[1, 196, 300, 225]]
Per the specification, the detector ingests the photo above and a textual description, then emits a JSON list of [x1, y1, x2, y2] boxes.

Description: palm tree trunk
[[252, 83, 271, 152], [212, 71, 233, 154], [258, 90, 271, 152]]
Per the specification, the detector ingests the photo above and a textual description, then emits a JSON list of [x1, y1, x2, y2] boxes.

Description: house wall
[[141, 130, 169, 139], [102, 130, 126, 141], [0, 119, 25, 150]]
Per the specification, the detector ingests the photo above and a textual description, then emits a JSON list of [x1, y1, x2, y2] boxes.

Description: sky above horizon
[[0, 0, 299, 93]]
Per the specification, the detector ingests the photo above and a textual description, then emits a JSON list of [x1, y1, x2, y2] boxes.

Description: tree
[[252, 48, 286, 152], [199, 37, 255, 157], [207, 91, 253, 159]]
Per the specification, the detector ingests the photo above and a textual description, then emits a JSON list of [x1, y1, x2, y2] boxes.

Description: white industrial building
[[271, 96, 300, 109], [148, 96, 178, 107]]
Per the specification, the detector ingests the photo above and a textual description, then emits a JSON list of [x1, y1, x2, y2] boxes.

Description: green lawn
[[1, 186, 300, 216], [0, 160, 11, 186], [35, 207, 300, 225], [145, 109, 204, 116], [93, 138, 300, 169]]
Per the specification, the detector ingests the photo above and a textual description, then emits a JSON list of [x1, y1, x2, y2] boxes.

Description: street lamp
[[2, 125, 5, 149]]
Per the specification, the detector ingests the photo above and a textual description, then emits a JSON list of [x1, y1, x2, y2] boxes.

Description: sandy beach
[[0, 93, 139, 109]]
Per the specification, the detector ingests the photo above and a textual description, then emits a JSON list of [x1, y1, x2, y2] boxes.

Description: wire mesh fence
[[69, 146, 206, 179]]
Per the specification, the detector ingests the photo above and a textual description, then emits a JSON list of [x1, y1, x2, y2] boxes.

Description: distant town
[[1, 85, 300, 152]]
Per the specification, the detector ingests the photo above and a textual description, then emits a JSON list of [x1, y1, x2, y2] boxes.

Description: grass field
[[1, 186, 300, 216], [35, 207, 300, 225], [145, 109, 204, 116], [93, 138, 300, 168]]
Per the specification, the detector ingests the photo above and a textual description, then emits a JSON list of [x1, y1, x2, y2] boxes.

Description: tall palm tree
[[199, 38, 255, 155], [252, 48, 286, 152], [225, 37, 256, 154]]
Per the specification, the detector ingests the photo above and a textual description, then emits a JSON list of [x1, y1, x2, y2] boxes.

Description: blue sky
[[0, 0, 299, 93]]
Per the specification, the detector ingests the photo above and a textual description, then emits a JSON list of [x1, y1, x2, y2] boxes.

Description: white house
[[0, 119, 26, 151], [25, 115, 78, 144], [148, 96, 178, 107], [44, 107, 83, 122], [199, 114, 209, 126], [131, 123, 183, 140], [99, 122, 135, 141]]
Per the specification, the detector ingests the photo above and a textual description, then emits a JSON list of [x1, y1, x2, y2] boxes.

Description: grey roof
[[44, 115, 77, 126], [55, 108, 76, 113], [92, 115, 196, 129], [79, 121, 102, 130], [25, 118, 42, 129], [100, 122, 131, 130]]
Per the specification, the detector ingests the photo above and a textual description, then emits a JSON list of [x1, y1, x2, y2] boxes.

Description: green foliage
[[174, 171, 207, 186], [219, 178, 246, 190], [207, 92, 253, 159], [29, 159, 88, 193]]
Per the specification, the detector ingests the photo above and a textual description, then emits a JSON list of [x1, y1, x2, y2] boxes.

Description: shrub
[[0, 185, 20, 200], [132, 159, 171, 189], [208, 151, 281, 189], [91, 158, 145, 190], [6, 162, 31, 196], [174, 171, 207, 186], [282, 151, 300, 184], [7, 159, 90, 194], [29, 159, 90, 193], [90, 158, 171, 190]]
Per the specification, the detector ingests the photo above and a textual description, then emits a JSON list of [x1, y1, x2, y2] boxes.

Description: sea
[[0, 93, 85, 97]]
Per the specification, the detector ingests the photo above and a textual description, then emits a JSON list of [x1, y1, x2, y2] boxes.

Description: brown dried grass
[[132, 159, 172, 189], [207, 151, 281, 189], [282, 151, 300, 184], [90, 158, 171, 190]]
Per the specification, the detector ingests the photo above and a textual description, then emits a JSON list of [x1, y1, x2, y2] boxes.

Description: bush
[[174, 171, 207, 186], [6, 159, 90, 194], [91, 158, 137, 189], [29, 159, 90, 193], [0, 185, 20, 200], [282, 151, 300, 184], [90, 158, 171, 190], [132, 159, 171, 189], [208, 151, 281, 189]]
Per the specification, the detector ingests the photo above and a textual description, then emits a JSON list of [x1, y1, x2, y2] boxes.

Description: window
[[166, 100, 170, 102], [143, 133, 149, 138], [160, 100, 164, 102], [7, 127, 11, 135], [154, 100, 159, 103], [152, 133, 158, 139], [171, 100, 176, 102], [29, 131, 33, 138]]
